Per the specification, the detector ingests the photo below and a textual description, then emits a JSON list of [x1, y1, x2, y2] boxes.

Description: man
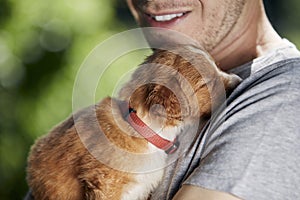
[[126, 0, 300, 199]]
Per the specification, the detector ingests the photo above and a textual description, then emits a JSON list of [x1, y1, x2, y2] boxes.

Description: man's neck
[[209, 1, 283, 71]]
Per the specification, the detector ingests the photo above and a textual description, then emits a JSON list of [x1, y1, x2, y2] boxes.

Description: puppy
[[26, 45, 241, 200]]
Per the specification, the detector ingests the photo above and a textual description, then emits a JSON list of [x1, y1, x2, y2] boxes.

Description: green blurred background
[[0, 0, 299, 199]]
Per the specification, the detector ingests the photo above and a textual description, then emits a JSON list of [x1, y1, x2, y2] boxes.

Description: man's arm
[[173, 185, 241, 200]]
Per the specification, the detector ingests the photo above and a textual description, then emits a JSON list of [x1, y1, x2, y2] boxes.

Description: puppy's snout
[[229, 73, 242, 88], [224, 73, 242, 95]]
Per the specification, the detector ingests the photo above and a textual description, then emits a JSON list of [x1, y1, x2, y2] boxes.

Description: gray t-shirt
[[151, 39, 300, 200]]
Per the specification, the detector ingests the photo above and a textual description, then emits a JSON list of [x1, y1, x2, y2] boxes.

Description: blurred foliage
[[0, 0, 299, 199]]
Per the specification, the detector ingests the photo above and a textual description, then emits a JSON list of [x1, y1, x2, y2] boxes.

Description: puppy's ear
[[128, 84, 155, 115], [145, 84, 182, 121]]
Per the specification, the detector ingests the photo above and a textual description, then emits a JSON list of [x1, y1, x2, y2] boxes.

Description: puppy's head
[[119, 45, 241, 129]]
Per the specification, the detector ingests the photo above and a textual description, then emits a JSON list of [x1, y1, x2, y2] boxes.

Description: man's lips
[[143, 11, 190, 27], [146, 12, 188, 22]]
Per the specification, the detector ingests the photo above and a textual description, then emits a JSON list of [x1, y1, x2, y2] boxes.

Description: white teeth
[[176, 13, 184, 17], [153, 13, 184, 22]]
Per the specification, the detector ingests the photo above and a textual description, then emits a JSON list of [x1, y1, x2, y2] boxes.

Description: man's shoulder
[[231, 57, 300, 100], [226, 57, 300, 119], [181, 58, 300, 200]]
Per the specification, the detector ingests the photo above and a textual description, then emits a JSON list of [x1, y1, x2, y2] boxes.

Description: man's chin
[[141, 27, 199, 49]]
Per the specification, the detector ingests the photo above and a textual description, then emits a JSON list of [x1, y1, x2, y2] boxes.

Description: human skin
[[126, 0, 285, 199], [126, 0, 283, 71]]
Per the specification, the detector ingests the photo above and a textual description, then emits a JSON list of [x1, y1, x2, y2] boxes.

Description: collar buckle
[[164, 140, 180, 154]]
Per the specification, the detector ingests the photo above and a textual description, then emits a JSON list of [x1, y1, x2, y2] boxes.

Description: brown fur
[[27, 45, 241, 200]]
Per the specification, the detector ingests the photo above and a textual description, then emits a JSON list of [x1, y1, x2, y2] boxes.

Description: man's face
[[126, 0, 246, 52]]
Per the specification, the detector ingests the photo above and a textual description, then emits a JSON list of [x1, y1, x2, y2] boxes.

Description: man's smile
[[147, 12, 187, 22], [131, 0, 200, 27], [143, 10, 191, 27]]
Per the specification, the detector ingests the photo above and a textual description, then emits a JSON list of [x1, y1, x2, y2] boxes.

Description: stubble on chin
[[201, 0, 246, 52]]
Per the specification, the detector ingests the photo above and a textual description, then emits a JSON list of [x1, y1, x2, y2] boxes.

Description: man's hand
[[173, 185, 241, 200]]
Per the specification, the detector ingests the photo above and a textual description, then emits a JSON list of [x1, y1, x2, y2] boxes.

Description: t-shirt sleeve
[[184, 62, 300, 200]]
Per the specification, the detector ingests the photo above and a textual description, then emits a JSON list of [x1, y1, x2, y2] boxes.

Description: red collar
[[120, 101, 179, 154]]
